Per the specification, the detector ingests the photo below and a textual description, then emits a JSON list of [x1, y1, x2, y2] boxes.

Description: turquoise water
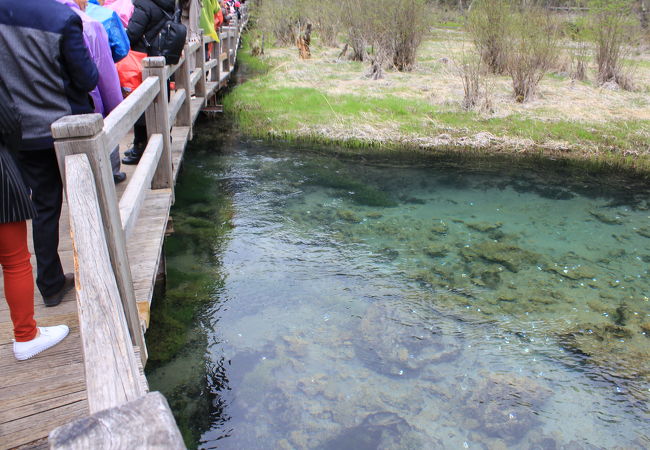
[[146, 130, 650, 449]]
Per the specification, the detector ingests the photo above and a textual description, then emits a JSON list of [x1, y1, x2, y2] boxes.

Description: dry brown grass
[[264, 35, 650, 124]]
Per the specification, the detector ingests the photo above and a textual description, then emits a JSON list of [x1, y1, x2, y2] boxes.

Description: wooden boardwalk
[[0, 13, 246, 449]]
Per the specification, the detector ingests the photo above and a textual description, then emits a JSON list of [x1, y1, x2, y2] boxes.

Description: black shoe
[[43, 273, 75, 307], [123, 143, 145, 164], [114, 172, 127, 184]]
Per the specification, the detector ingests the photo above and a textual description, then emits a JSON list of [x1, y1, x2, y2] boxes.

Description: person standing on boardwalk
[[0, 0, 98, 306], [58, 0, 128, 183], [122, 0, 175, 165], [0, 77, 70, 360]]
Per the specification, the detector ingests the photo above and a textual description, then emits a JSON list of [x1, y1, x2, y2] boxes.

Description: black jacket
[[127, 0, 176, 53]]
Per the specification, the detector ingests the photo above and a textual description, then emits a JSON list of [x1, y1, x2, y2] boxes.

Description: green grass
[[224, 83, 648, 154], [223, 34, 650, 173]]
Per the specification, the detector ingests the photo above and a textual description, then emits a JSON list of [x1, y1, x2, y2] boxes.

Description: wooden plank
[[1, 400, 88, 450], [204, 58, 218, 72], [103, 77, 159, 152], [167, 88, 187, 126], [189, 67, 202, 88], [65, 154, 145, 414], [188, 40, 200, 55], [119, 134, 163, 239], [53, 116, 147, 366], [128, 189, 172, 324], [49, 392, 185, 450], [171, 126, 191, 182]]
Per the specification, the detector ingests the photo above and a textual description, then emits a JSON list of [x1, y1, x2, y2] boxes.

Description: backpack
[[143, 4, 187, 65]]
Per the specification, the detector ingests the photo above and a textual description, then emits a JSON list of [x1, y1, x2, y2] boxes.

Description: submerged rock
[[466, 222, 503, 233], [337, 209, 362, 223], [423, 243, 449, 258], [589, 210, 623, 225], [544, 264, 596, 280], [558, 324, 650, 404], [635, 226, 650, 239], [355, 303, 462, 377], [430, 220, 449, 235], [462, 373, 551, 442], [460, 241, 539, 273], [319, 412, 413, 450]]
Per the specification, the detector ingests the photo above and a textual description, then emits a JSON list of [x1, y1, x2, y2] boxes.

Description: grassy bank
[[224, 33, 650, 172]]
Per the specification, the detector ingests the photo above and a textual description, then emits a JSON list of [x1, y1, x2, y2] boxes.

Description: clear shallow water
[[147, 131, 650, 449]]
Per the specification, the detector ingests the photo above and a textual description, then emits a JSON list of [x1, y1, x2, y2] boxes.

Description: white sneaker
[[13, 325, 70, 361]]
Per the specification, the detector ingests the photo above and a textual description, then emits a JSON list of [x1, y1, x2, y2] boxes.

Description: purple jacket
[[58, 0, 123, 117]]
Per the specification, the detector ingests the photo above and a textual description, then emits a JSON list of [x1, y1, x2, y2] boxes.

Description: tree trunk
[[297, 23, 312, 59]]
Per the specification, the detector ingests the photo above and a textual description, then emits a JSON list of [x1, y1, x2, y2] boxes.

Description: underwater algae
[[147, 133, 650, 449]]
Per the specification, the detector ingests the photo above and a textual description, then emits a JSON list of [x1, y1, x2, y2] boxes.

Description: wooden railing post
[[195, 30, 207, 101], [175, 44, 193, 139], [223, 29, 231, 74], [212, 35, 222, 84], [143, 57, 173, 191], [51, 114, 148, 365], [229, 27, 236, 67]]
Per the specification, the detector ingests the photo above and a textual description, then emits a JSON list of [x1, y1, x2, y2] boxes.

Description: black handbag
[[0, 76, 22, 151], [144, 4, 187, 65]]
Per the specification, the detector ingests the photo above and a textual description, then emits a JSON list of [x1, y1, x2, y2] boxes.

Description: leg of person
[[0, 221, 70, 360], [111, 146, 126, 183], [123, 115, 147, 164], [0, 221, 37, 341], [16, 149, 72, 305]]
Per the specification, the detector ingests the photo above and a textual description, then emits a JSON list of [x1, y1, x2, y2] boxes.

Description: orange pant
[[0, 221, 37, 342]]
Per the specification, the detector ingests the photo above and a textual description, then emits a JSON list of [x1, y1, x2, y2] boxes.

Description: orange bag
[[116, 50, 147, 97]]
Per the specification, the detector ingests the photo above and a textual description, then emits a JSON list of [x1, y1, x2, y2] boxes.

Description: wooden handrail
[[168, 88, 187, 125], [52, 114, 147, 366], [64, 153, 146, 413], [190, 67, 202, 88], [103, 76, 160, 152], [119, 134, 164, 238]]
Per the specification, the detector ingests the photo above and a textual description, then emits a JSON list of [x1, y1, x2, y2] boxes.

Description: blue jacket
[[0, 0, 99, 150], [86, 2, 130, 62]]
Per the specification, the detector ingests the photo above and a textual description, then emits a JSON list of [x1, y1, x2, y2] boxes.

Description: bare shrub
[[451, 48, 493, 112], [339, 0, 370, 61], [308, 1, 339, 47], [466, 0, 512, 74], [590, 0, 637, 89], [507, 8, 559, 102], [452, 50, 482, 110], [388, 0, 432, 71], [570, 43, 590, 81]]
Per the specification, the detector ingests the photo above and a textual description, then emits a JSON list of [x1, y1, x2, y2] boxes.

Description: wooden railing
[[47, 6, 248, 446]]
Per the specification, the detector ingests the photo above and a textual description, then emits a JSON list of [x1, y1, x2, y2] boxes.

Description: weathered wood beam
[[52, 115, 148, 366], [119, 134, 164, 239], [49, 392, 185, 449], [189, 68, 202, 89], [63, 153, 146, 414], [103, 77, 159, 152], [168, 88, 187, 126]]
